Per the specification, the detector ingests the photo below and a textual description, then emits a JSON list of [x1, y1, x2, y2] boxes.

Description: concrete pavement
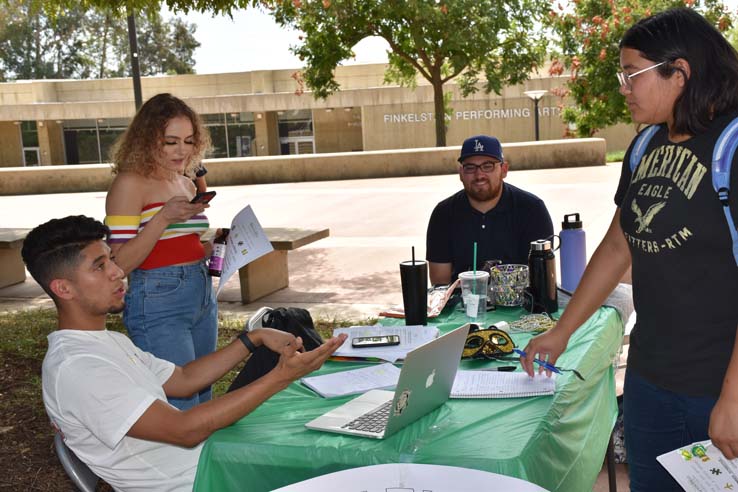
[[0, 163, 623, 320]]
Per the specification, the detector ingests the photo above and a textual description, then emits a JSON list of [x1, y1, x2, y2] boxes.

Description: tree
[[547, 0, 731, 137], [0, 1, 91, 80], [263, 0, 550, 147], [99, 12, 200, 77], [0, 0, 199, 81]]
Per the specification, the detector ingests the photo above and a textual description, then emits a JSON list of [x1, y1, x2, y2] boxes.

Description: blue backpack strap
[[713, 116, 738, 266], [629, 125, 660, 172]]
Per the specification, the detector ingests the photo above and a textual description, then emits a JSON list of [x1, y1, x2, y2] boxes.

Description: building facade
[[0, 64, 635, 168]]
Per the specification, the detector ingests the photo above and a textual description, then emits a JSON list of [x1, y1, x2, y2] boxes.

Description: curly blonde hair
[[111, 93, 210, 177]]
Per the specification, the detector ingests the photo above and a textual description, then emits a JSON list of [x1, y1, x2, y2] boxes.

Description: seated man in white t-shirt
[[22, 215, 346, 492]]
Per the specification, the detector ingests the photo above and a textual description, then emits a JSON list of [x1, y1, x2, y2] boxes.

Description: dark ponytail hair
[[620, 7, 738, 135]]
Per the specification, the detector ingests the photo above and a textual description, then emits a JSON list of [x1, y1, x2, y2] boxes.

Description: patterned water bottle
[[560, 213, 586, 293]]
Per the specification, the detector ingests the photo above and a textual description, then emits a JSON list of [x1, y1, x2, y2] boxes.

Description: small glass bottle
[[208, 228, 230, 277]]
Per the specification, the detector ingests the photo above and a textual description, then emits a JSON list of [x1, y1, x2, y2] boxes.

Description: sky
[[164, 7, 390, 74], [170, 2, 738, 75]]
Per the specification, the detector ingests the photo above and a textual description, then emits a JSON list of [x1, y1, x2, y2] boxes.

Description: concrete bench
[[0, 227, 328, 304], [0, 228, 30, 289], [204, 227, 329, 303]]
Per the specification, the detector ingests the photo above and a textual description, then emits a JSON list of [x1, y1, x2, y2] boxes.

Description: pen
[[479, 366, 517, 372], [513, 349, 562, 375]]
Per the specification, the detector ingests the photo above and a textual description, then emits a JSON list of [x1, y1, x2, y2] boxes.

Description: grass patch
[[606, 150, 626, 163], [0, 308, 376, 400]]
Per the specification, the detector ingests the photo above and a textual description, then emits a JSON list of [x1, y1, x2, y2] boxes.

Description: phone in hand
[[351, 335, 401, 348], [190, 191, 216, 204]]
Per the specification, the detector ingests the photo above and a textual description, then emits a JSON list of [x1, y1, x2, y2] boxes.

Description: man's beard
[[466, 179, 502, 202]]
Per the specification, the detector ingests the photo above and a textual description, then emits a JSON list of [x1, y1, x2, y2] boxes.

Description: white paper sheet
[[216, 205, 274, 295], [657, 440, 738, 491], [301, 363, 401, 398], [332, 325, 439, 363]]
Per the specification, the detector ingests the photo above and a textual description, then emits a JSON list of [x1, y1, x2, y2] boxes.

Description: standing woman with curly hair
[[105, 93, 217, 410]]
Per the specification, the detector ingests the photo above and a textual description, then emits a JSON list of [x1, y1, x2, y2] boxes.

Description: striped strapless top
[[105, 203, 209, 270]]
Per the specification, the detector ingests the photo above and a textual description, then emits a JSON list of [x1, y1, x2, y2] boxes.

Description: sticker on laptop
[[394, 389, 411, 416]]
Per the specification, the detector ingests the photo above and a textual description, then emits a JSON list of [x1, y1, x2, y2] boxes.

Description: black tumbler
[[525, 239, 558, 314], [400, 260, 428, 326]]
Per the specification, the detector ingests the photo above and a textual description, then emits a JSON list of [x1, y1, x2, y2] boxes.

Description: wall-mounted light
[[256, 113, 263, 120], [37, 121, 44, 127], [344, 107, 352, 112], [55, 120, 62, 124], [230, 113, 238, 118], [97, 118, 105, 123], [325, 108, 333, 113], [277, 111, 285, 116], [12, 121, 20, 125]]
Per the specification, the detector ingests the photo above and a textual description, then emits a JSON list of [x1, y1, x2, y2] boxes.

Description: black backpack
[[227, 307, 324, 392]]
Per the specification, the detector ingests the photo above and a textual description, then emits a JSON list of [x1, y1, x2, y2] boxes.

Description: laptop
[[305, 324, 470, 439]]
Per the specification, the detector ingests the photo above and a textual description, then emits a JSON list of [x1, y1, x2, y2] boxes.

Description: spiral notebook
[[450, 370, 556, 399]]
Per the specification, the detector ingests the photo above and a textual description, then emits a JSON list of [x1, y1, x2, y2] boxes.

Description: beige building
[[0, 63, 635, 168]]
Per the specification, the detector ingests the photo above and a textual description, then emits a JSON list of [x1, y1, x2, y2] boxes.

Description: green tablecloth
[[194, 306, 624, 492]]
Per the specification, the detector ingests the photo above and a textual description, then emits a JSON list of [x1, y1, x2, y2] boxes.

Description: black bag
[[227, 307, 324, 392]]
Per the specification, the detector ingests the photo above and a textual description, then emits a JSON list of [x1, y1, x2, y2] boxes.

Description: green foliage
[[0, 0, 199, 80], [547, 0, 732, 137], [265, 0, 550, 147]]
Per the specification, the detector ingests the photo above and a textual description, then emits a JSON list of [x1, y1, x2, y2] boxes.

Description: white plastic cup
[[458, 271, 489, 319]]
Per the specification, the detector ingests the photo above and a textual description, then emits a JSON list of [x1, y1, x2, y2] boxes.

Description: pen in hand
[[513, 349, 562, 375]]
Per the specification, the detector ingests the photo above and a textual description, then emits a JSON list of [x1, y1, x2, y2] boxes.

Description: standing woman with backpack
[[522, 8, 738, 490]]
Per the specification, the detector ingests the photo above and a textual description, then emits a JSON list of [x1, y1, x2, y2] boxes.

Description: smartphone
[[190, 191, 216, 204], [351, 335, 401, 348]]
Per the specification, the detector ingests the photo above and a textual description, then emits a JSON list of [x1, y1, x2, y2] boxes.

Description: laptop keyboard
[[342, 401, 392, 433]]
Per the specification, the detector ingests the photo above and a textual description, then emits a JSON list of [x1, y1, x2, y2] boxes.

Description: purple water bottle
[[560, 213, 586, 292]]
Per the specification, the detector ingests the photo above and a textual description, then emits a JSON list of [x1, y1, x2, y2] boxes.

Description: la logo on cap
[[474, 139, 484, 152]]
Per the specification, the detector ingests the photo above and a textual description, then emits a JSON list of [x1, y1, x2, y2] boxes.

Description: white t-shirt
[[43, 329, 202, 492]]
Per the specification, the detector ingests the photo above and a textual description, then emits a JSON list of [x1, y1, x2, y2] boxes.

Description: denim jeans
[[124, 261, 218, 411], [624, 368, 717, 491]]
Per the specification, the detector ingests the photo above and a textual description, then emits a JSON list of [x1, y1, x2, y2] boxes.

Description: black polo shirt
[[426, 183, 554, 280]]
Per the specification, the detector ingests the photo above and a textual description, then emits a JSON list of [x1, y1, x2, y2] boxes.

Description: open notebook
[[450, 370, 556, 399]]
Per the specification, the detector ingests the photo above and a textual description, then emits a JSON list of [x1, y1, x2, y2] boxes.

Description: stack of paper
[[332, 325, 439, 363], [301, 363, 401, 398]]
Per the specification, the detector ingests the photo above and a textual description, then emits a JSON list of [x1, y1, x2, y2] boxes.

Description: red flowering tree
[[547, 0, 732, 137]]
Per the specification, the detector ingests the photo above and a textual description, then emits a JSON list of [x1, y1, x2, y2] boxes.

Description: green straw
[[472, 242, 478, 295]]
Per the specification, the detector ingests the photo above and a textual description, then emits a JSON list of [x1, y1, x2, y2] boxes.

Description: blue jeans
[[624, 369, 717, 491], [124, 261, 218, 411]]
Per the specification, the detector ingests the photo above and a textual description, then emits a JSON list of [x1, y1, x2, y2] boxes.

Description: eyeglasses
[[461, 161, 500, 174], [616, 61, 666, 91]]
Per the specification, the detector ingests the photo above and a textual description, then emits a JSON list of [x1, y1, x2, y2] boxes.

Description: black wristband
[[238, 332, 257, 353]]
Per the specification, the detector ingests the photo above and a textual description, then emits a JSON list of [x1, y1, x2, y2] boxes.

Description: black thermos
[[524, 239, 558, 314]]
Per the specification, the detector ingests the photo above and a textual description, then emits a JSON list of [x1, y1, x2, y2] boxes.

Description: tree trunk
[[432, 78, 447, 147], [99, 15, 110, 79]]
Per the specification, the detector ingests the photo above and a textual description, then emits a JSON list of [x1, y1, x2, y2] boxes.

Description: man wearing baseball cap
[[426, 134, 553, 285]]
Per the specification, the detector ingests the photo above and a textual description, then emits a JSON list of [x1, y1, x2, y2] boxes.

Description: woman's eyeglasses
[[616, 61, 666, 91]]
